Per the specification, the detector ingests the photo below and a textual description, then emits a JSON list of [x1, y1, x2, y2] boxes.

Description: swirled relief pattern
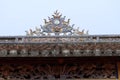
[[0, 63, 117, 80]]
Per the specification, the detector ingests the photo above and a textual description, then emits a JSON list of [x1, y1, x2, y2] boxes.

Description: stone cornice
[[0, 35, 120, 57], [0, 35, 120, 44]]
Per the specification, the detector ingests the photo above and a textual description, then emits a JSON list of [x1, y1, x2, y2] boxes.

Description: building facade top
[[0, 11, 120, 57]]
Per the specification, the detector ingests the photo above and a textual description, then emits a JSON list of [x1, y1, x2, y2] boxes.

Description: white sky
[[0, 0, 120, 36]]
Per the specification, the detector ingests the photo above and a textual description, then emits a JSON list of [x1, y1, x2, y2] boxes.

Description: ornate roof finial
[[52, 10, 62, 18], [54, 10, 59, 15], [26, 11, 88, 36]]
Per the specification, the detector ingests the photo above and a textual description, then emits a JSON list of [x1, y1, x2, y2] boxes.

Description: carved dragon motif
[[25, 10, 89, 36]]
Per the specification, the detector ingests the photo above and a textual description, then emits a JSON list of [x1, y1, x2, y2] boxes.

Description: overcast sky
[[0, 0, 120, 36]]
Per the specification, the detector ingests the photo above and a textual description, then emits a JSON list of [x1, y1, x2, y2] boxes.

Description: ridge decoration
[[25, 10, 89, 36]]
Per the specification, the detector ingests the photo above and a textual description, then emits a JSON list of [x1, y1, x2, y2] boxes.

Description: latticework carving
[[0, 63, 117, 80]]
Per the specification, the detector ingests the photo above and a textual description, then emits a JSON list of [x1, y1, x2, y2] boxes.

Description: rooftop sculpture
[[25, 10, 89, 36]]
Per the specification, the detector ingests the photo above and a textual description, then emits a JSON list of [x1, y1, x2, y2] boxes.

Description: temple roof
[[0, 11, 120, 57]]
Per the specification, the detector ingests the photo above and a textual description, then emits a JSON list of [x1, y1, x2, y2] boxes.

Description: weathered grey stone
[[51, 50, 59, 56], [9, 50, 17, 56], [62, 49, 70, 56], [73, 50, 80, 56], [84, 50, 92, 56], [80, 50, 93, 56], [0, 49, 7, 56], [105, 49, 112, 56], [95, 49, 100, 56], [116, 50, 120, 56], [41, 50, 49, 56], [20, 49, 28, 57], [29, 50, 39, 56]]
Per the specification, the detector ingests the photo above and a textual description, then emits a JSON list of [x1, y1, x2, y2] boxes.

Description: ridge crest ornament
[[25, 10, 89, 36]]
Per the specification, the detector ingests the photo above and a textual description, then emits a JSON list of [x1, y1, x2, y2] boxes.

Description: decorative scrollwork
[[0, 63, 117, 79]]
